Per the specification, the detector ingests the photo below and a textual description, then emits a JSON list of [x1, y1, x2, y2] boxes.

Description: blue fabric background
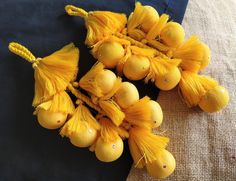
[[0, 0, 188, 180]]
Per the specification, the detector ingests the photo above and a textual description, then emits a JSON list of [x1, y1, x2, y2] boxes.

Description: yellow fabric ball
[[155, 67, 181, 90], [115, 82, 139, 109], [70, 124, 97, 148], [95, 69, 117, 95], [37, 109, 67, 129], [123, 55, 150, 80], [200, 43, 211, 70], [141, 6, 159, 32], [97, 42, 125, 68], [146, 149, 176, 179], [198, 86, 229, 112], [149, 100, 163, 128], [95, 137, 124, 162], [160, 22, 185, 47]]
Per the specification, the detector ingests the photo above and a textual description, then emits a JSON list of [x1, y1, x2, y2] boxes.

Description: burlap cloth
[[127, 0, 236, 180]]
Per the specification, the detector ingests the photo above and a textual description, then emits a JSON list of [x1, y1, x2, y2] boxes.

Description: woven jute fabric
[[127, 0, 236, 180]]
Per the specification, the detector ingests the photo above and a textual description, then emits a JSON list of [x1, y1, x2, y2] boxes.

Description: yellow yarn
[[128, 127, 169, 168], [65, 5, 127, 46], [145, 57, 181, 83], [9, 42, 79, 107], [127, 2, 159, 39], [146, 14, 169, 41], [35, 91, 75, 114], [60, 102, 100, 138], [124, 96, 153, 129], [179, 71, 218, 107], [173, 36, 211, 72], [79, 65, 125, 126], [79, 62, 105, 97]]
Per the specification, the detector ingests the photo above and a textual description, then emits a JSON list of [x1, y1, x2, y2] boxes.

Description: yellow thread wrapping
[[35, 91, 75, 115], [145, 58, 181, 83], [128, 127, 169, 168], [65, 5, 88, 17], [179, 71, 218, 107], [124, 96, 153, 129], [60, 103, 100, 137]]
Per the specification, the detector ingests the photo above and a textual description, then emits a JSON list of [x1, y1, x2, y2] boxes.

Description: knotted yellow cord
[[8, 42, 40, 68]]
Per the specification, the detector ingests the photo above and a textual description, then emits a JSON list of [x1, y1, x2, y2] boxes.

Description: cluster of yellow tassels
[[8, 42, 174, 179], [65, 2, 229, 113]]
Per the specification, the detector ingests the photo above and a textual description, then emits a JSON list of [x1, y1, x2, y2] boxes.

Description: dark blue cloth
[[0, 0, 188, 181]]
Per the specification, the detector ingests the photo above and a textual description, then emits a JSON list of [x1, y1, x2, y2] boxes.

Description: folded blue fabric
[[0, 0, 188, 180]]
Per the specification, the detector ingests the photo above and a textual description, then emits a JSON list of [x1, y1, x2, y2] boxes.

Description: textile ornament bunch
[[65, 2, 229, 113], [8, 43, 174, 179]]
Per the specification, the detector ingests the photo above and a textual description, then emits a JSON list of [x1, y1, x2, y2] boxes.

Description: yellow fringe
[[145, 58, 181, 83], [79, 62, 104, 97], [65, 5, 127, 46], [60, 103, 100, 137], [35, 91, 75, 115], [99, 117, 120, 143], [98, 100, 125, 126], [128, 127, 169, 168], [124, 96, 153, 129], [130, 46, 156, 58], [179, 71, 218, 107], [173, 36, 207, 72], [146, 14, 169, 40]]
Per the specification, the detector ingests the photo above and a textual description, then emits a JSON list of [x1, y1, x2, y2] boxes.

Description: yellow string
[[65, 5, 88, 17], [114, 32, 168, 59], [67, 83, 102, 113], [8, 42, 36, 63]]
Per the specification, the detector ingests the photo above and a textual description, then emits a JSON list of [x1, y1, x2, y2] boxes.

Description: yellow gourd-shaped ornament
[[95, 118, 124, 162]]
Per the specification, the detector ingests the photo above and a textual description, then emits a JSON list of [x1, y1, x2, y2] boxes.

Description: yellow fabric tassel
[[145, 58, 181, 83], [60, 101, 100, 137], [124, 96, 153, 129], [130, 46, 157, 58], [65, 5, 127, 46], [35, 91, 75, 115], [9, 42, 79, 107], [146, 14, 169, 41], [173, 36, 211, 72], [98, 78, 125, 126], [127, 2, 159, 39], [128, 127, 169, 168], [79, 62, 105, 97], [80, 64, 125, 126], [179, 71, 218, 107], [99, 118, 121, 143]]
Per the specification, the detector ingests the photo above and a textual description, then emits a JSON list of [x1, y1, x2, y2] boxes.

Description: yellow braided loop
[[8, 42, 36, 63], [65, 5, 88, 17]]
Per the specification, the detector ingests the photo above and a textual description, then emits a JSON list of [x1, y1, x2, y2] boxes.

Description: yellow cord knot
[[32, 58, 41, 69], [65, 5, 88, 18]]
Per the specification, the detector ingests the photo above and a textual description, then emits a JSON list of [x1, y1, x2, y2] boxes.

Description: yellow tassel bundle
[[9, 42, 79, 106], [7, 1, 230, 180], [65, 2, 229, 113]]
